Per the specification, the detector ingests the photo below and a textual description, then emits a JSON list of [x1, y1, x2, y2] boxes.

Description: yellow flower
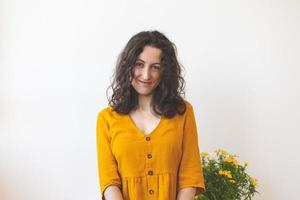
[[243, 161, 248, 167], [214, 149, 229, 156], [249, 177, 258, 186], [218, 170, 232, 179], [226, 172, 232, 179], [229, 179, 236, 183], [223, 157, 239, 168]]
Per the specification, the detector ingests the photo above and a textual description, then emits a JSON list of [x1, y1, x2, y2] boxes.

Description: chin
[[136, 90, 154, 96]]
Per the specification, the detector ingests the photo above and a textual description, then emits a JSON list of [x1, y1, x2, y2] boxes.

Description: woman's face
[[131, 45, 162, 98]]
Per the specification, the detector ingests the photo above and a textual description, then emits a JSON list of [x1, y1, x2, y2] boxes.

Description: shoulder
[[97, 105, 113, 120], [183, 99, 194, 114], [183, 99, 193, 108], [97, 105, 122, 121], [98, 105, 113, 114]]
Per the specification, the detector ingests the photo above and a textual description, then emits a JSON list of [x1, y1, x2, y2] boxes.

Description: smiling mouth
[[139, 80, 152, 84]]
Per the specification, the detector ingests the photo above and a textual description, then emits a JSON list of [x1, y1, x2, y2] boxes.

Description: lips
[[137, 80, 153, 87], [138, 80, 152, 84]]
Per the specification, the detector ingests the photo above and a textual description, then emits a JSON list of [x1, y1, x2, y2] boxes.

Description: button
[[147, 154, 152, 159], [146, 136, 151, 141], [148, 170, 153, 175], [149, 189, 154, 195]]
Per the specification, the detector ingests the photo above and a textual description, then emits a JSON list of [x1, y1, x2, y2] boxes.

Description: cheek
[[132, 68, 141, 78]]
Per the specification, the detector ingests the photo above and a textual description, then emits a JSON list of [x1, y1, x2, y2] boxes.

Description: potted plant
[[195, 149, 259, 200]]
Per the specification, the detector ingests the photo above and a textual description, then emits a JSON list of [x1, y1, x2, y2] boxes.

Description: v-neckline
[[127, 114, 164, 137]]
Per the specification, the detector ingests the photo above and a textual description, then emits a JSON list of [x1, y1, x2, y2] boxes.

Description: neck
[[137, 94, 153, 112]]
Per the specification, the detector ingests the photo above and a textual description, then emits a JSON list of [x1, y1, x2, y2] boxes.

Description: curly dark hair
[[106, 30, 187, 118]]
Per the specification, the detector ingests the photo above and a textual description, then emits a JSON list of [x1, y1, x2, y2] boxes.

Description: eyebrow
[[136, 58, 161, 65]]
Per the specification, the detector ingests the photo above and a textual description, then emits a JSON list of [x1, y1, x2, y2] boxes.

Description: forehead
[[137, 45, 162, 63]]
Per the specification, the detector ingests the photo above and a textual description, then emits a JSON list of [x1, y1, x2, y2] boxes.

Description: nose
[[141, 66, 151, 80]]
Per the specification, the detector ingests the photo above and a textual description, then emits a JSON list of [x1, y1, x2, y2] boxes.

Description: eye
[[134, 62, 143, 67], [152, 65, 161, 71]]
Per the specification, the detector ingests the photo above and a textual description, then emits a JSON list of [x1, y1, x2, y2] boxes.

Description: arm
[[177, 187, 196, 200], [96, 110, 123, 200], [177, 102, 206, 198], [103, 185, 124, 200]]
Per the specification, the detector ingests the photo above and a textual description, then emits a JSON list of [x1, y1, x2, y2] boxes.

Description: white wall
[[1, 0, 300, 199]]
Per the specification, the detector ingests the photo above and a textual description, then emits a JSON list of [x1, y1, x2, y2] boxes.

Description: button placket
[[146, 136, 151, 141], [145, 136, 157, 198], [147, 175, 158, 198], [149, 189, 155, 195], [148, 170, 153, 175], [145, 135, 152, 169]]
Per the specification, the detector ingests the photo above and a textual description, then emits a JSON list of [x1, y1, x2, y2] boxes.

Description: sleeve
[[96, 110, 122, 200], [177, 102, 206, 196]]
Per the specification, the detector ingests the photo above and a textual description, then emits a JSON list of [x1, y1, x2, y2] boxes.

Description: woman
[[96, 30, 206, 200]]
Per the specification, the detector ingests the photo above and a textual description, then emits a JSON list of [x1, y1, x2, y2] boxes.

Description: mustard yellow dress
[[96, 100, 206, 200]]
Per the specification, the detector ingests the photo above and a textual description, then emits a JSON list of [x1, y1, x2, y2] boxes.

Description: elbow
[[177, 187, 196, 200], [102, 185, 123, 200]]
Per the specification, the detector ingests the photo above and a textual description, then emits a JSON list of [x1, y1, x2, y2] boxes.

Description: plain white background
[[1, 0, 300, 199]]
